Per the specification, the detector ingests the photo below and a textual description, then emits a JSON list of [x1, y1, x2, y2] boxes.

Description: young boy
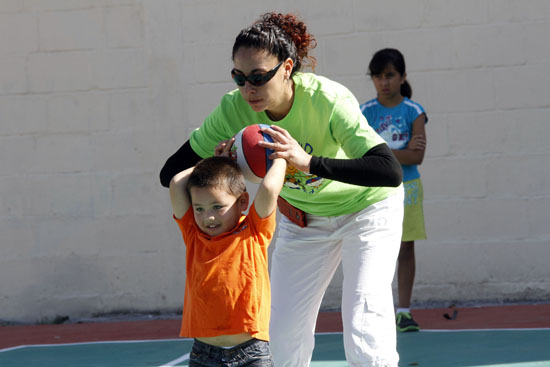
[[169, 153, 286, 367]]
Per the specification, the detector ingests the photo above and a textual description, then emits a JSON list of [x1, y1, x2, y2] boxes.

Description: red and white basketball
[[233, 124, 274, 183]]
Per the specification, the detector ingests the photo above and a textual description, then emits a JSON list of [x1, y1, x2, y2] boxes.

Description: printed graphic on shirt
[[374, 115, 409, 150], [284, 165, 323, 194]]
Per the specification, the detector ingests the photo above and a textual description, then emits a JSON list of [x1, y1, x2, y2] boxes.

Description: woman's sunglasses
[[231, 60, 284, 87]]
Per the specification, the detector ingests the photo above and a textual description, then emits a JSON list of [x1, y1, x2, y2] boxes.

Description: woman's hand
[[258, 125, 312, 173], [214, 137, 236, 158]]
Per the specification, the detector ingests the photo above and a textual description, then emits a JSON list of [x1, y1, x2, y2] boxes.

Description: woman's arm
[[259, 125, 402, 187], [160, 140, 203, 188], [310, 143, 403, 187]]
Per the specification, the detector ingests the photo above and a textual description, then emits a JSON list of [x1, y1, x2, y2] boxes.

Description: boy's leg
[[238, 339, 273, 366], [270, 216, 343, 367], [340, 190, 403, 367]]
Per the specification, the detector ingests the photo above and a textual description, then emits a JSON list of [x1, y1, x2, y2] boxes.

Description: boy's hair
[[186, 156, 247, 198]]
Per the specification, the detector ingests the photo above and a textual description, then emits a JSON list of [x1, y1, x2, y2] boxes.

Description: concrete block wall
[[1, 0, 549, 322]]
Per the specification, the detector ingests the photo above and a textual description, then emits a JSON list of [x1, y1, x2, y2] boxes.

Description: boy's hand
[[215, 137, 236, 159]]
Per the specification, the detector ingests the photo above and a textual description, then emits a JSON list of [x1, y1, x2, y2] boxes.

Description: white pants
[[270, 189, 404, 367]]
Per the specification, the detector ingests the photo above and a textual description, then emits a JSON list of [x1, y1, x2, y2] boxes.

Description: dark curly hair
[[232, 12, 317, 74]]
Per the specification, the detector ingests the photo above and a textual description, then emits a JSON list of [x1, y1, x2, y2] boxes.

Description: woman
[[160, 12, 404, 367]]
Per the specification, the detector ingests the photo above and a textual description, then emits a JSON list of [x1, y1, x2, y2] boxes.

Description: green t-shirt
[[190, 72, 398, 216]]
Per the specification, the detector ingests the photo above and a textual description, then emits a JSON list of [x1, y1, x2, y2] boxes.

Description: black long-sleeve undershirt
[[159, 140, 202, 187], [309, 143, 402, 187], [159, 141, 402, 188]]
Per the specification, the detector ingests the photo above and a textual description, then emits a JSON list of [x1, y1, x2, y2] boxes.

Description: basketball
[[233, 124, 275, 183]]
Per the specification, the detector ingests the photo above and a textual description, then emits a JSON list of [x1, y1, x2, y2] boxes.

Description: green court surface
[[1, 329, 550, 366]]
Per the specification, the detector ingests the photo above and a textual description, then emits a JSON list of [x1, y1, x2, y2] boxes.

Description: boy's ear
[[238, 192, 250, 211]]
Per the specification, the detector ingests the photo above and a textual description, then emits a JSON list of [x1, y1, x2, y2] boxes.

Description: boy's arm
[[254, 158, 287, 219], [169, 167, 194, 219]]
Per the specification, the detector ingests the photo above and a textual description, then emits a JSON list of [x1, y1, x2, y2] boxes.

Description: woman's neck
[[266, 79, 295, 121]]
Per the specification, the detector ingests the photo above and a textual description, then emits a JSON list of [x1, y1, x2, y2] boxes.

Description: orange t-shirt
[[174, 203, 276, 341]]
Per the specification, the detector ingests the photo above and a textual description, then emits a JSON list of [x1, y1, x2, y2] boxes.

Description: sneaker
[[396, 312, 420, 332]]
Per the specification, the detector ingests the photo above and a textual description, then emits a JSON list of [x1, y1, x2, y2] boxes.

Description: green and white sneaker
[[396, 312, 420, 332]]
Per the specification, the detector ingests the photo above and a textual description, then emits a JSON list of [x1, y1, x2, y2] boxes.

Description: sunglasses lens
[[248, 74, 266, 87], [231, 60, 282, 87], [232, 74, 246, 87]]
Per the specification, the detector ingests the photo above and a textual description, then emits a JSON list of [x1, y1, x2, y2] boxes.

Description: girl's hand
[[215, 137, 236, 158], [258, 125, 312, 173], [407, 134, 426, 151]]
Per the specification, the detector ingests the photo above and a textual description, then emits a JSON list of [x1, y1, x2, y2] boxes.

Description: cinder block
[[0, 13, 37, 54], [0, 56, 27, 94], [527, 197, 550, 238], [456, 198, 529, 240], [524, 22, 550, 64], [423, 198, 461, 240], [27, 174, 95, 218], [353, 1, 423, 31], [0, 0, 23, 12], [110, 173, 156, 216], [447, 111, 513, 155], [422, 157, 488, 198], [488, 0, 550, 22], [103, 5, 143, 48], [323, 35, 378, 77], [108, 91, 152, 130], [95, 49, 147, 89], [181, 2, 257, 44], [28, 52, 94, 92], [192, 43, 234, 83], [514, 110, 550, 154], [32, 134, 93, 173], [39, 9, 101, 51], [413, 70, 495, 113], [418, 0, 489, 27], [90, 130, 161, 173], [0, 95, 47, 134], [451, 24, 527, 68], [24, 0, 95, 11], [183, 82, 235, 126], [495, 65, 550, 109], [0, 178, 32, 218], [0, 136, 35, 175], [393, 29, 454, 72], [423, 113, 450, 158], [46, 93, 110, 133], [301, 0, 354, 36], [486, 155, 549, 198]]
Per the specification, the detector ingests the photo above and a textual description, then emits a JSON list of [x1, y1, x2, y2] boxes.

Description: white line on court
[[0, 338, 186, 353], [420, 327, 550, 332], [158, 353, 190, 367]]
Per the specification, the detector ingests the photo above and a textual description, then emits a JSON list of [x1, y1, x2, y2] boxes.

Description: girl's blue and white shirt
[[360, 97, 427, 182]]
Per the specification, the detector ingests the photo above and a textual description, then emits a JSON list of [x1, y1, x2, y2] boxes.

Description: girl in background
[[361, 48, 428, 333]]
